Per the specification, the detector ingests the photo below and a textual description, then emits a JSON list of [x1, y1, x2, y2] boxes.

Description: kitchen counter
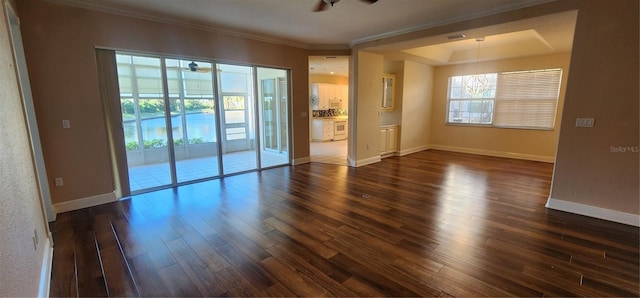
[[312, 116, 348, 120]]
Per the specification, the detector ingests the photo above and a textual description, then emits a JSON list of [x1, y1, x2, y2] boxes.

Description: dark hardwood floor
[[49, 150, 640, 297]]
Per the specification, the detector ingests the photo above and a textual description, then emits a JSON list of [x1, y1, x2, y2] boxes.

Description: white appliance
[[333, 120, 347, 140]]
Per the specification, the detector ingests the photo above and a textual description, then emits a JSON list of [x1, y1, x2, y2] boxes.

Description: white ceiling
[[53, 0, 575, 77]]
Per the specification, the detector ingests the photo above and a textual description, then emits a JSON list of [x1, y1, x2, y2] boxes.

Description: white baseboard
[[428, 144, 555, 163], [354, 155, 381, 167], [53, 191, 117, 214], [398, 145, 430, 156], [38, 237, 54, 298], [292, 156, 310, 165], [546, 198, 640, 227]]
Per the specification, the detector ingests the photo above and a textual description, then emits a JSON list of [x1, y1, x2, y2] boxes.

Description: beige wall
[[309, 74, 348, 85], [430, 53, 570, 161], [0, 2, 49, 296], [400, 60, 433, 154], [17, 0, 311, 204], [549, 0, 639, 215], [352, 50, 383, 164]]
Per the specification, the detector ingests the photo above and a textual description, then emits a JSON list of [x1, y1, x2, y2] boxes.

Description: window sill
[[445, 122, 555, 131]]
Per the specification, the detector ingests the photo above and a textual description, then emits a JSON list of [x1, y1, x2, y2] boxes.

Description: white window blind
[[493, 68, 562, 129]]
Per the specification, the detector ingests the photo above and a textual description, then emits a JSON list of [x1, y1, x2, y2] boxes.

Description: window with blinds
[[446, 68, 562, 130], [494, 69, 562, 129]]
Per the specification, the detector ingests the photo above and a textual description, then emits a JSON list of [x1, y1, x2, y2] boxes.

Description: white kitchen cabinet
[[311, 83, 348, 110], [339, 85, 349, 110], [380, 125, 398, 156], [311, 119, 334, 141]]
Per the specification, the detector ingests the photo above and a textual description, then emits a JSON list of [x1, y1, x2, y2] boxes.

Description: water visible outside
[[124, 112, 219, 145]]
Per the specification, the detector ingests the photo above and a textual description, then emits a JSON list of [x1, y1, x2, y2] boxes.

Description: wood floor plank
[[340, 276, 387, 297], [262, 282, 297, 297], [48, 213, 78, 297], [328, 253, 421, 297], [215, 266, 263, 297], [263, 216, 338, 259], [48, 150, 639, 297], [173, 224, 231, 272], [266, 243, 356, 296], [125, 220, 179, 271], [260, 256, 328, 297], [205, 234, 276, 291], [164, 238, 227, 296], [92, 214, 139, 297], [73, 231, 108, 297], [97, 245, 139, 297], [126, 253, 172, 297], [157, 263, 203, 297]]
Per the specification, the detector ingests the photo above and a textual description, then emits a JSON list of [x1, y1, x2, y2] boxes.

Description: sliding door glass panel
[[217, 64, 256, 174], [278, 77, 289, 153], [257, 67, 289, 168], [166, 59, 219, 182], [117, 54, 172, 191]]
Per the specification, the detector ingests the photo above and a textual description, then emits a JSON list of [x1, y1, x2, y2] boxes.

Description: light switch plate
[[575, 118, 594, 128]]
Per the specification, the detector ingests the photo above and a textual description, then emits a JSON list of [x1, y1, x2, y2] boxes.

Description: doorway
[[308, 55, 350, 166]]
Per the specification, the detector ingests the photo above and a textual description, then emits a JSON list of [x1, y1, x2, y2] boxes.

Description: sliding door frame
[[98, 48, 293, 196]]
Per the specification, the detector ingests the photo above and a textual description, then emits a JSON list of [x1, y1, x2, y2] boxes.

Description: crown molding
[[350, 0, 556, 47], [46, 0, 556, 52], [46, 0, 318, 50]]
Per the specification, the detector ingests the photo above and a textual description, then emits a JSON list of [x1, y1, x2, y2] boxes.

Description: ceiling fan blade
[[313, 0, 328, 12], [360, 0, 378, 4], [196, 67, 212, 73]]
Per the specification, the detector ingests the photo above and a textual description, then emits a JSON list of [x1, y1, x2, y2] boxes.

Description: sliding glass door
[[257, 67, 289, 168], [115, 53, 290, 193], [165, 58, 220, 183], [117, 55, 173, 191], [217, 64, 257, 175]]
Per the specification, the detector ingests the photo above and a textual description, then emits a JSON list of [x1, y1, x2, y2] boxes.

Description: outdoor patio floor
[[129, 140, 348, 192], [129, 149, 288, 191]]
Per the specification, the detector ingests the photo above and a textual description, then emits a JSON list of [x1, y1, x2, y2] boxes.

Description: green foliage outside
[[126, 137, 208, 150], [188, 137, 204, 144], [126, 141, 139, 150], [121, 99, 213, 115], [122, 100, 135, 114], [144, 139, 166, 149]]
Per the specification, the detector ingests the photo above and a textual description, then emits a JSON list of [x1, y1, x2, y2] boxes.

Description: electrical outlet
[[575, 117, 595, 128], [62, 120, 71, 129], [54, 177, 63, 186]]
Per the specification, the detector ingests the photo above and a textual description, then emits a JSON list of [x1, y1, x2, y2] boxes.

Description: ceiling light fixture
[[313, 0, 377, 12], [188, 61, 198, 71], [464, 37, 489, 96], [446, 33, 466, 40], [324, 0, 340, 6]]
